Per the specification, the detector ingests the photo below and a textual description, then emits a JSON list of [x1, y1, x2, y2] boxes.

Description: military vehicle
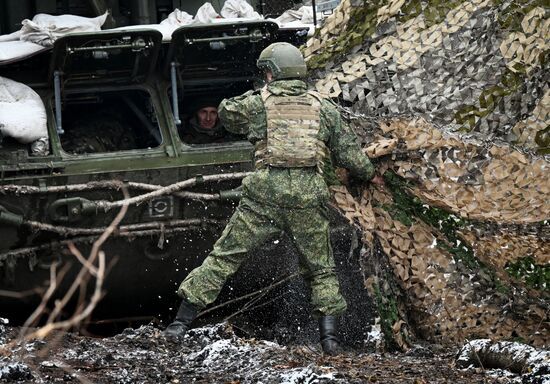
[[0, 15, 317, 325]]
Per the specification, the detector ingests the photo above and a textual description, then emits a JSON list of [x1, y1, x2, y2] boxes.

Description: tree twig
[[95, 172, 250, 211], [0, 287, 45, 298], [198, 273, 299, 318], [18, 262, 71, 336], [20, 187, 129, 341], [23, 218, 223, 237], [67, 242, 98, 277], [45, 242, 98, 324], [1, 172, 250, 199], [1, 220, 224, 263]]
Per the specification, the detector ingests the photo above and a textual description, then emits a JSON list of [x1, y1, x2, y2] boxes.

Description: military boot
[[164, 299, 198, 340], [319, 316, 342, 356]]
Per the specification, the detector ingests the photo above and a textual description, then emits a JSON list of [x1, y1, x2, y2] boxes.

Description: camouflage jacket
[[178, 117, 228, 145], [219, 80, 375, 208]]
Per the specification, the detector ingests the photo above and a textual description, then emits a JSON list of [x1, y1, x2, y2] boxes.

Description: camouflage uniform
[[177, 79, 375, 316], [178, 117, 230, 145]]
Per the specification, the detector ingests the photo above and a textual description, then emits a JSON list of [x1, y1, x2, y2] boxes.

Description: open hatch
[[164, 21, 278, 145], [49, 29, 164, 154]]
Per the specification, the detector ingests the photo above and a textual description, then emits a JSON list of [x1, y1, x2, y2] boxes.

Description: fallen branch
[[22, 218, 224, 237], [0, 172, 251, 199], [198, 272, 299, 318], [94, 172, 250, 211], [0, 220, 225, 263]]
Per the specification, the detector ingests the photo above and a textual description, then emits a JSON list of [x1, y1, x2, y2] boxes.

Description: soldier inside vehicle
[[178, 97, 242, 145]]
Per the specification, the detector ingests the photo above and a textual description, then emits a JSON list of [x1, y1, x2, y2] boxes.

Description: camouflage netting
[[330, 120, 549, 347], [306, 0, 549, 152], [306, 0, 549, 348]]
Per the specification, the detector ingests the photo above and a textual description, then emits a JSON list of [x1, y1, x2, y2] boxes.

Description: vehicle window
[[169, 83, 252, 146], [58, 89, 161, 154]]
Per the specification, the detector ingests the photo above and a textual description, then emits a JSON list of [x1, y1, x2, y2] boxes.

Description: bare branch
[[1, 172, 250, 198], [21, 218, 223, 237], [1, 219, 224, 262], [0, 288, 45, 299], [96, 172, 250, 210], [20, 187, 129, 341], [198, 273, 299, 318], [68, 242, 98, 277], [45, 241, 100, 324], [30, 251, 107, 339], [19, 262, 71, 336]]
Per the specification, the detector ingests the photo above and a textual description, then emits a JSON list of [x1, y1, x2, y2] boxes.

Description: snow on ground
[[0, 322, 543, 383]]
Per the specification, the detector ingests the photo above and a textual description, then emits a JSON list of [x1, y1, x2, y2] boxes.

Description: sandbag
[[0, 76, 48, 144], [0, 41, 46, 62], [113, 23, 177, 41], [220, 0, 262, 19], [160, 8, 193, 26], [19, 12, 108, 47], [0, 30, 21, 43], [276, 6, 314, 24], [114, 9, 192, 41], [194, 3, 219, 24]]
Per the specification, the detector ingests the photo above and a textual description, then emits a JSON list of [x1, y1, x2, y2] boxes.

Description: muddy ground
[[0, 223, 543, 383], [1, 319, 533, 384]]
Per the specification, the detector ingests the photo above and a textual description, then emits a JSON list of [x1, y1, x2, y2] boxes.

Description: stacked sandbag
[[19, 12, 108, 46], [220, 0, 262, 19], [0, 12, 108, 62], [0, 76, 48, 155]]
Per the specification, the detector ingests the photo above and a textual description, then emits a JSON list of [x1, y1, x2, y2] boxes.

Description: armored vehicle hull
[[0, 21, 296, 325]]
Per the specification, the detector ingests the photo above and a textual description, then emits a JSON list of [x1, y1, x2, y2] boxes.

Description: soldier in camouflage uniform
[[165, 42, 383, 354]]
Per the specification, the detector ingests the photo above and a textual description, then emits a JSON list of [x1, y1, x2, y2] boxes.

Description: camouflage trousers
[[177, 197, 347, 316]]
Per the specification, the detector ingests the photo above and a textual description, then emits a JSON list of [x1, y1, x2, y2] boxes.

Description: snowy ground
[[0, 320, 538, 384]]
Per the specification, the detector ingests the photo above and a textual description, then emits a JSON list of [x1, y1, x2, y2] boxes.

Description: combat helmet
[[257, 42, 307, 80]]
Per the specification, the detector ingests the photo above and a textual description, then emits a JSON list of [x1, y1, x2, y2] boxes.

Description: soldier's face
[[197, 107, 218, 129]]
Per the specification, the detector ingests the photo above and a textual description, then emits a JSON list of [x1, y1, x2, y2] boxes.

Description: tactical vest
[[255, 88, 329, 173]]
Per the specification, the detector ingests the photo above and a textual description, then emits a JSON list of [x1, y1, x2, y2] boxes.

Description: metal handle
[[66, 38, 152, 53], [54, 71, 64, 135], [0, 206, 23, 227], [48, 197, 96, 223], [185, 29, 267, 44], [218, 189, 242, 201], [171, 62, 181, 126]]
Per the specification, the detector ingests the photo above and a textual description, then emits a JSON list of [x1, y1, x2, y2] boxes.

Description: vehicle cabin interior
[[46, 29, 164, 156], [167, 20, 274, 146], [59, 90, 162, 154]]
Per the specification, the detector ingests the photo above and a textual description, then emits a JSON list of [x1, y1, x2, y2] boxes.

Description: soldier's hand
[[371, 175, 385, 186]]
